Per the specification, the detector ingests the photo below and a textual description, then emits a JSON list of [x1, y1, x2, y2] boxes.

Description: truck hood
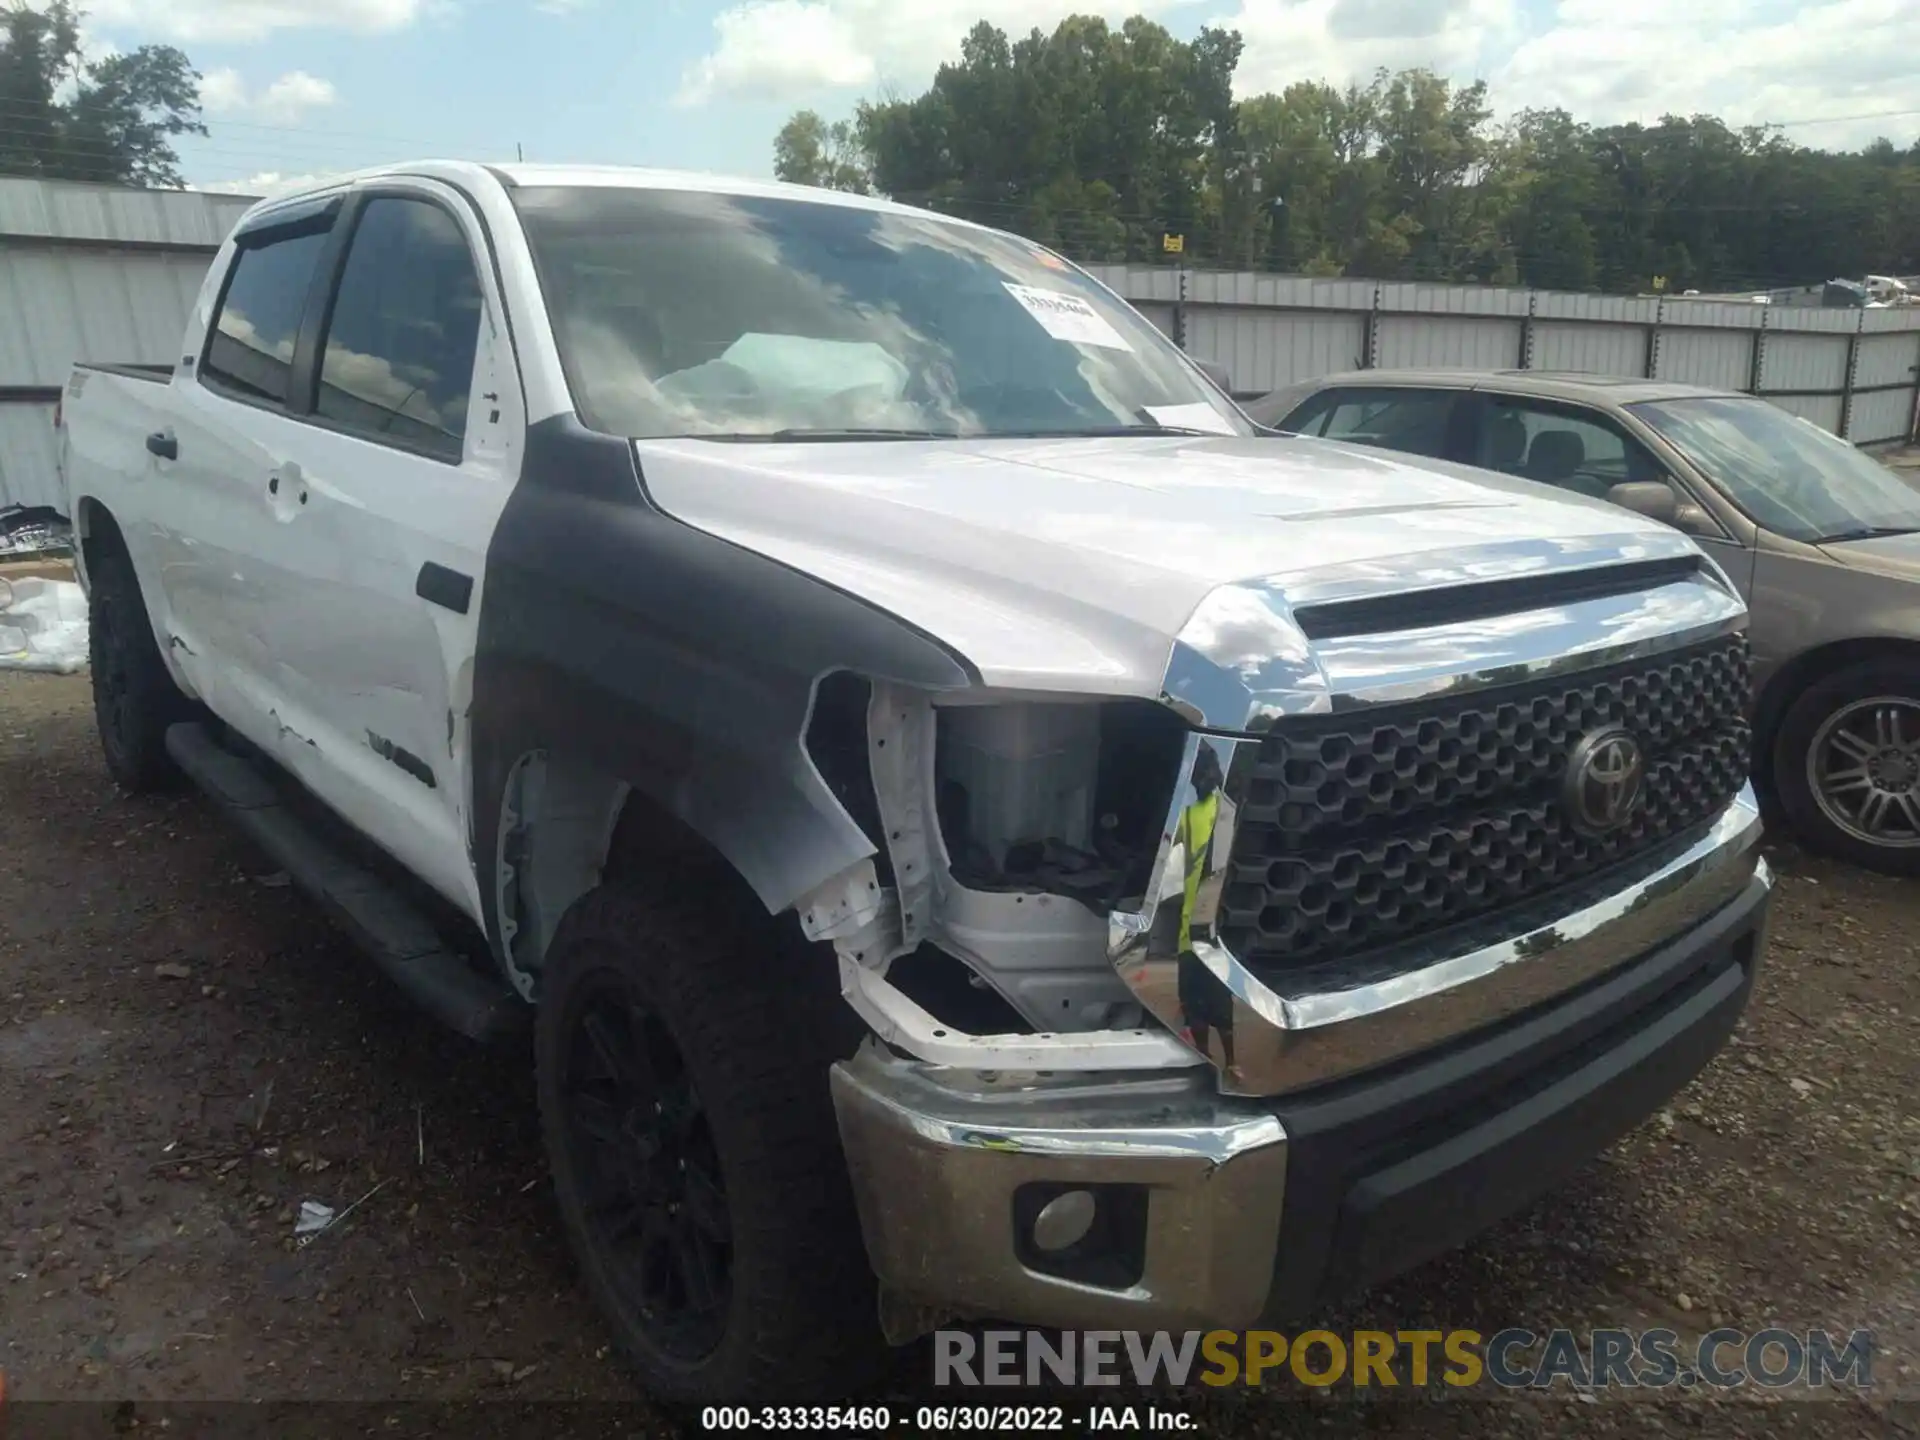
[[631, 432, 1695, 697]]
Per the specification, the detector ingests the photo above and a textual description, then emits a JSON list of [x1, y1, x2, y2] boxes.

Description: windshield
[[1630, 395, 1920, 544], [510, 185, 1247, 441]]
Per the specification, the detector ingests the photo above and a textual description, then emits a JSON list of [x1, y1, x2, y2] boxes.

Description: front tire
[[87, 533, 190, 792], [1774, 659, 1920, 875], [534, 881, 883, 1403]]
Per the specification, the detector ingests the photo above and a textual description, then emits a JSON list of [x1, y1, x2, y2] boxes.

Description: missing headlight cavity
[[883, 943, 1032, 1034], [935, 699, 1185, 914], [806, 671, 893, 887]]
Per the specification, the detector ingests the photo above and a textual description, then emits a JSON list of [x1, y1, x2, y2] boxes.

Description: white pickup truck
[[59, 162, 1771, 1402]]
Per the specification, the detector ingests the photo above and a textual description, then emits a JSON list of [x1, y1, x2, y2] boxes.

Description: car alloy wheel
[[1807, 695, 1920, 849]]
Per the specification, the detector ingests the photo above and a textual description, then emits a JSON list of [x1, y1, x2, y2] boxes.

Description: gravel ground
[[2, 668, 1918, 1438]]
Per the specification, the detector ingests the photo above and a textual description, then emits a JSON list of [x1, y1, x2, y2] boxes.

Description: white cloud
[[82, 0, 424, 44], [197, 68, 338, 123], [676, 0, 1192, 106], [198, 68, 251, 114], [256, 71, 339, 122], [1225, 0, 1920, 148], [1494, 0, 1920, 147], [679, 0, 1920, 151], [678, 1, 873, 104], [1228, 0, 1517, 93]]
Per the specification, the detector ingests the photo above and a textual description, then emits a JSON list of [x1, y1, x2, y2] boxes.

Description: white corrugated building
[[0, 177, 256, 516]]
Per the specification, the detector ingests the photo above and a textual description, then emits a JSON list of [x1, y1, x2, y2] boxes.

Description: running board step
[[165, 721, 524, 1044]]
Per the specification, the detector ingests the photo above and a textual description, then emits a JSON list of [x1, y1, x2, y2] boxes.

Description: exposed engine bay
[[800, 673, 1195, 1070]]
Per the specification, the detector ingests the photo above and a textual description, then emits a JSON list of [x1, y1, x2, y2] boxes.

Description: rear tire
[[87, 532, 190, 793], [534, 879, 884, 1404], [1774, 659, 1920, 875]]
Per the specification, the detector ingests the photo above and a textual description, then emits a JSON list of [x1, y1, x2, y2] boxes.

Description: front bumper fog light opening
[[1032, 1189, 1097, 1252], [1013, 1182, 1149, 1290]]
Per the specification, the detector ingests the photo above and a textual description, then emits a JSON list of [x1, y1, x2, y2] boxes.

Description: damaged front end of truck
[[808, 539, 1768, 1338]]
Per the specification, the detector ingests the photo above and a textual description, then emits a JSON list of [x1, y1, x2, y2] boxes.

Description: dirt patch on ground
[[2, 671, 1917, 1436]]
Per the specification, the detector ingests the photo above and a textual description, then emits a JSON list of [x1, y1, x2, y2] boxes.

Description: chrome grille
[[1216, 634, 1751, 971]]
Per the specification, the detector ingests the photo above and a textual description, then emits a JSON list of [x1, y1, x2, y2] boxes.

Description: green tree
[[1506, 109, 1600, 291], [771, 108, 871, 193], [0, 1, 205, 187], [852, 16, 1244, 262], [778, 12, 1920, 295]]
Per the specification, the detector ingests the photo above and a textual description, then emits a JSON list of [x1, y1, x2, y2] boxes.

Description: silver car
[[1249, 369, 1920, 874]]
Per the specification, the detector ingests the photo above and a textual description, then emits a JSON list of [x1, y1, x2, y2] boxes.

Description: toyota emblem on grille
[[1563, 726, 1645, 835]]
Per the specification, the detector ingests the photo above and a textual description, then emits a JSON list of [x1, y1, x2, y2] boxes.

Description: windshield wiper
[[1813, 525, 1920, 544], [706, 427, 962, 442]]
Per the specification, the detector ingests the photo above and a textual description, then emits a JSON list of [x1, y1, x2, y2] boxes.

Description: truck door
[[230, 181, 524, 921], [159, 200, 339, 740]]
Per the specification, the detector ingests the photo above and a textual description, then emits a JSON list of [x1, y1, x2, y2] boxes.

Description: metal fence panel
[[1857, 332, 1920, 389], [1187, 306, 1365, 390], [1066, 264, 1920, 443], [1660, 300, 1764, 330], [0, 247, 208, 387], [1533, 292, 1661, 324], [0, 401, 62, 514], [1083, 263, 1181, 304], [1376, 315, 1522, 370], [1850, 388, 1916, 446], [1377, 282, 1530, 316], [1131, 300, 1176, 339], [1767, 306, 1860, 334], [1767, 392, 1846, 431], [1188, 272, 1376, 311], [1531, 322, 1644, 377], [1763, 333, 1850, 393], [0, 177, 253, 248], [1654, 328, 1753, 390]]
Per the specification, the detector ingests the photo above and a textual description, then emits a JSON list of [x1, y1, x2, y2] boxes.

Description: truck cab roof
[[240, 159, 968, 230]]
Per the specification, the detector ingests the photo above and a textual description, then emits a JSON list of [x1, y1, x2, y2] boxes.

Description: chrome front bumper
[[831, 1055, 1287, 1332], [832, 792, 1771, 1331]]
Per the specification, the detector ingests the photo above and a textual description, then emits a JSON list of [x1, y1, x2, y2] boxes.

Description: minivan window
[[1631, 396, 1920, 543], [200, 227, 329, 406], [509, 186, 1247, 441], [316, 197, 484, 461]]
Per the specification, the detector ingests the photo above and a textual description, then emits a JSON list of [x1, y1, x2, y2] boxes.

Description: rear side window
[[1289, 388, 1456, 458], [200, 228, 329, 406], [315, 197, 484, 462]]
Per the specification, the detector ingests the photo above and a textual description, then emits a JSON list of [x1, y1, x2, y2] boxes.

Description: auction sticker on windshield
[[1003, 283, 1133, 350]]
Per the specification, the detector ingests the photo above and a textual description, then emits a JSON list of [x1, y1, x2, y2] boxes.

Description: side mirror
[[1607, 481, 1718, 538], [1608, 481, 1679, 525], [1194, 358, 1232, 395]]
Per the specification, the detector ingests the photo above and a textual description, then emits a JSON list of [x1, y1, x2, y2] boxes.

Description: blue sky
[[63, 0, 1920, 195]]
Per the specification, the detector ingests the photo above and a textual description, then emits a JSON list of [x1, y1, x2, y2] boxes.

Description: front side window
[[201, 226, 329, 406], [1472, 399, 1664, 500], [510, 186, 1248, 441], [1631, 396, 1920, 544], [1290, 388, 1457, 457], [316, 197, 484, 461]]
